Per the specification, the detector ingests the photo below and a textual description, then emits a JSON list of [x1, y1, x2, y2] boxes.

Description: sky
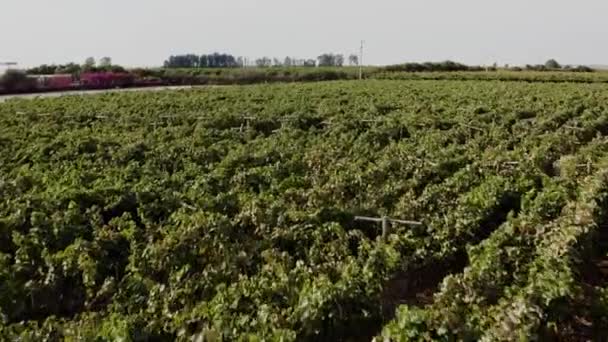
[[1, 0, 607, 68]]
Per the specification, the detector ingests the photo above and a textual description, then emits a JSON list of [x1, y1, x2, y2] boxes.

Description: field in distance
[[1, 79, 608, 340]]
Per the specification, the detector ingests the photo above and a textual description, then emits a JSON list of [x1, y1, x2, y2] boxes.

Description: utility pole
[[359, 40, 364, 80]]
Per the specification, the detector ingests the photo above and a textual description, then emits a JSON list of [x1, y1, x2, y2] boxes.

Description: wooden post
[[354, 216, 422, 239], [382, 216, 391, 238]]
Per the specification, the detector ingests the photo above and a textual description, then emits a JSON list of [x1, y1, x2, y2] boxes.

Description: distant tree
[[208, 53, 219, 68], [26, 64, 58, 75], [545, 59, 561, 69], [255, 57, 272, 67], [110, 65, 126, 73], [0, 69, 36, 92], [203, 54, 213, 68], [573, 65, 593, 72], [303, 59, 316, 67], [163, 53, 239, 68], [56, 63, 81, 75], [26, 62, 83, 75], [384, 61, 471, 72], [190, 54, 201, 67], [335, 54, 345, 67], [218, 54, 226, 67], [202, 54, 210, 67], [317, 54, 333, 67], [84, 57, 96, 68], [237, 56, 245, 67], [349, 54, 359, 66], [226, 54, 238, 67], [272, 58, 282, 67], [82, 57, 97, 72], [130, 68, 155, 78], [284, 56, 293, 67], [99, 57, 112, 67], [317, 53, 344, 67]]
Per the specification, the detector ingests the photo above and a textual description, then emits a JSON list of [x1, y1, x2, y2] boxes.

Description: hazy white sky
[[1, 0, 607, 68]]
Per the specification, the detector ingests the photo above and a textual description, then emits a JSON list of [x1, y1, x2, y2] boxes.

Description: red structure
[[2, 70, 165, 95], [134, 77, 164, 87], [32, 74, 74, 90], [79, 72, 135, 89]]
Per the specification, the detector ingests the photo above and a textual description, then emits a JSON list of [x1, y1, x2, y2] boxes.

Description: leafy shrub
[[383, 61, 472, 72]]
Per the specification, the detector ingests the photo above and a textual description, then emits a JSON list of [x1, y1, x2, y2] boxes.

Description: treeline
[[163, 52, 360, 68], [151, 67, 361, 85], [28, 64, 126, 75], [26, 57, 126, 75], [163, 53, 240, 68], [255, 54, 356, 67], [252, 57, 318, 68], [384, 61, 490, 72], [384, 59, 594, 73], [517, 59, 593, 72]]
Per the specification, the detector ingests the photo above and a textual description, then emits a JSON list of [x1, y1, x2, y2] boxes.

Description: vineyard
[[1, 79, 608, 340]]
